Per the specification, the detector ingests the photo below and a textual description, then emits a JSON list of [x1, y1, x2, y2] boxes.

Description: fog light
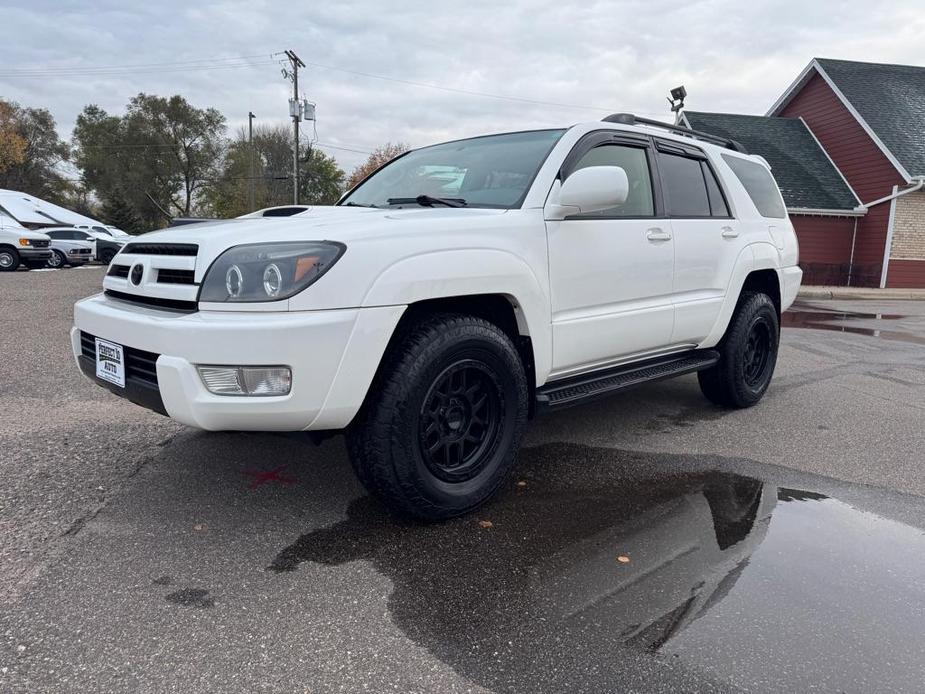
[[197, 366, 291, 396]]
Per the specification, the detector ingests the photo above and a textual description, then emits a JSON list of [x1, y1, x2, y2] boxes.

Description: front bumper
[[72, 293, 404, 431], [19, 248, 52, 261]]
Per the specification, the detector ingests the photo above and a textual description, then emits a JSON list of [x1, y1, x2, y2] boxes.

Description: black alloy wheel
[[419, 360, 504, 483], [742, 317, 773, 388]]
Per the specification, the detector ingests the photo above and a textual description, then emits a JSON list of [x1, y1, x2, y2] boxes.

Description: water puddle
[[269, 443, 925, 692], [782, 304, 925, 345]]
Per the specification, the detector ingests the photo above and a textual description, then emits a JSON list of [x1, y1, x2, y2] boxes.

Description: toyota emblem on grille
[[130, 264, 144, 286]]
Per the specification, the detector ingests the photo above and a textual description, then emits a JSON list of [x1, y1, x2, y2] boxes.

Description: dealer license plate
[[95, 338, 126, 388]]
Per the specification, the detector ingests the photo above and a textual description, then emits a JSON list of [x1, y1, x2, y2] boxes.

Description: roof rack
[[602, 113, 748, 154]]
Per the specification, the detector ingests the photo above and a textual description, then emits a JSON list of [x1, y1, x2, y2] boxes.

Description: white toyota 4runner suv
[[72, 114, 801, 520]]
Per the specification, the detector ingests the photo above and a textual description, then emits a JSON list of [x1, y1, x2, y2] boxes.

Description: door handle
[[721, 226, 739, 238], [646, 227, 672, 242]]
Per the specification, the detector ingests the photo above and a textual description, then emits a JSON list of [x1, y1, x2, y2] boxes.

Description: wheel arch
[[391, 294, 538, 416], [361, 248, 552, 384], [701, 243, 783, 347]]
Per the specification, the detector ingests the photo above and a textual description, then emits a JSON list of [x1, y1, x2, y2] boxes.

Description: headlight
[[199, 241, 345, 303], [18, 238, 32, 247]]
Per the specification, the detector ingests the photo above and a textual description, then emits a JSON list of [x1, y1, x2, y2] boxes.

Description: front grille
[[80, 331, 160, 389], [32, 240, 50, 248], [157, 268, 196, 285], [105, 289, 198, 312], [108, 264, 130, 278], [122, 243, 198, 256]]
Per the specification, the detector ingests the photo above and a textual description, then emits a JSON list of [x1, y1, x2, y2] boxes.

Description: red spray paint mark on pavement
[[244, 466, 297, 489]]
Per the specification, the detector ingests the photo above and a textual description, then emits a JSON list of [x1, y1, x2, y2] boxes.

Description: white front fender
[[362, 249, 553, 384]]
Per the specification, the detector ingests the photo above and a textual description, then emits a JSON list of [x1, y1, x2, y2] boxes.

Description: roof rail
[[602, 113, 748, 154]]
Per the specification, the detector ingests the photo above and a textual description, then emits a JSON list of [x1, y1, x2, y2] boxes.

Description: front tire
[[0, 248, 20, 272], [698, 292, 779, 408], [47, 250, 66, 268], [346, 314, 528, 521]]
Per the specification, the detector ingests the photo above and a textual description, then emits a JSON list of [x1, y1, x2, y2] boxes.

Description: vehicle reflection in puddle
[[269, 443, 925, 692], [782, 303, 925, 345]]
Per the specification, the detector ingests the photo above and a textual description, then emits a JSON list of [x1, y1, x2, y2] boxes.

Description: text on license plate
[[95, 338, 126, 388]]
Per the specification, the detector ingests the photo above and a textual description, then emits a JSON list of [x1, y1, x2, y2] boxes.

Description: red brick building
[[686, 58, 925, 288]]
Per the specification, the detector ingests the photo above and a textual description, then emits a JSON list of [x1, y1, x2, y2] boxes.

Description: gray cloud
[[2, 0, 924, 174]]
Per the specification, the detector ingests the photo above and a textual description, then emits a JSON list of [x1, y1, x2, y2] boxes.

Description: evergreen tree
[[101, 191, 143, 234]]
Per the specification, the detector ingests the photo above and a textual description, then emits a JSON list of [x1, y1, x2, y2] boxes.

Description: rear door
[[654, 141, 743, 344], [546, 132, 675, 376]]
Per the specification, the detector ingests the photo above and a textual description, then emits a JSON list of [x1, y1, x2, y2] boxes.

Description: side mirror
[[553, 166, 629, 218]]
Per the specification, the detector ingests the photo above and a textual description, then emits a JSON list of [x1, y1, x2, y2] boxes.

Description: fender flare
[[362, 248, 553, 383], [700, 242, 782, 346]]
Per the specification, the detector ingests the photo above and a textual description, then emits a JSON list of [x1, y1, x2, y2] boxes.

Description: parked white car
[[0, 217, 52, 271], [44, 228, 95, 268], [72, 114, 802, 520]]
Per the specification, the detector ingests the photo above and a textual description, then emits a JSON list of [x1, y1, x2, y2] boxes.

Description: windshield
[[340, 129, 565, 209]]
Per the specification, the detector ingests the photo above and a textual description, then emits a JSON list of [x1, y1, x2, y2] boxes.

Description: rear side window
[[722, 154, 786, 218], [657, 152, 710, 217], [571, 144, 654, 217]]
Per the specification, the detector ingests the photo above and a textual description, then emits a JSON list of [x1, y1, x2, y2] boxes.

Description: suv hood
[[131, 206, 509, 265]]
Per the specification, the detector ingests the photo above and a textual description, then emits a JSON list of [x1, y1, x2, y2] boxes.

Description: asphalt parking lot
[[2, 268, 925, 693]]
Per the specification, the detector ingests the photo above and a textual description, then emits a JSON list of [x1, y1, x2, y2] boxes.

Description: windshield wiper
[[386, 195, 467, 208], [341, 201, 380, 208]]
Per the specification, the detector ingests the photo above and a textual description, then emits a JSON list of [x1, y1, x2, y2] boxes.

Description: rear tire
[[0, 248, 20, 271], [346, 314, 528, 521], [698, 292, 779, 408]]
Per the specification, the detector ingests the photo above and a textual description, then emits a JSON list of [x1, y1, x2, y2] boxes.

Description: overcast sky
[[2, 0, 925, 175]]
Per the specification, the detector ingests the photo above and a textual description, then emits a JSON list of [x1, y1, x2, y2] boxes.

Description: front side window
[[658, 152, 711, 217], [570, 144, 654, 217], [721, 154, 786, 218], [339, 129, 565, 209], [47, 230, 64, 239]]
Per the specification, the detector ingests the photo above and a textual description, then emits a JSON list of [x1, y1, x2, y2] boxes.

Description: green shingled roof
[[814, 58, 925, 178], [682, 111, 860, 212]]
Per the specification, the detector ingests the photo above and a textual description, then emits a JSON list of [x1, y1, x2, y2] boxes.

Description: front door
[[546, 136, 675, 377]]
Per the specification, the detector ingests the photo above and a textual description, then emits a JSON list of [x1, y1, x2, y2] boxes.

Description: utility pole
[[284, 50, 305, 205], [248, 111, 256, 211]]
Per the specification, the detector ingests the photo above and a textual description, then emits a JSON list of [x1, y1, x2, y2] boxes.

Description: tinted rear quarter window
[[658, 152, 710, 217], [702, 162, 730, 217], [722, 154, 786, 218]]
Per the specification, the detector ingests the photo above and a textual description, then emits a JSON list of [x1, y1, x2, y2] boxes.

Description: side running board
[[535, 350, 720, 412]]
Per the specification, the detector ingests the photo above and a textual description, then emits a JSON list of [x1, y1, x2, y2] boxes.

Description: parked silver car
[[44, 228, 96, 267]]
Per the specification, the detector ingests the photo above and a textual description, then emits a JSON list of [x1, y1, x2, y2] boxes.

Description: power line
[[2, 51, 665, 117], [0, 54, 276, 77], [299, 60, 665, 116], [0, 62, 279, 79], [312, 142, 373, 155]]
